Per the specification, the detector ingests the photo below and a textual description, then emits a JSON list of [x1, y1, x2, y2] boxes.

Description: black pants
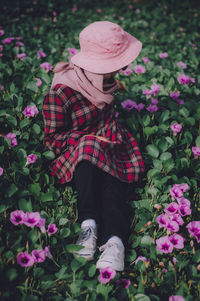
[[73, 160, 134, 246]]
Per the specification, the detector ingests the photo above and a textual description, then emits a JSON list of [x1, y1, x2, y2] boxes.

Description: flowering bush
[[0, 0, 200, 300]]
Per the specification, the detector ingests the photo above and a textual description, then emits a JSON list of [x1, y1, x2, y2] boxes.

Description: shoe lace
[[99, 242, 121, 259], [77, 227, 97, 247]]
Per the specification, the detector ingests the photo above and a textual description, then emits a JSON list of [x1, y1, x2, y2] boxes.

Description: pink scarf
[[51, 61, 118, 109]]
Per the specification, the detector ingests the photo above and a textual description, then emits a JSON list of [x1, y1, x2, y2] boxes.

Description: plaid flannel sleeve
[[42, 89, 71, 155]]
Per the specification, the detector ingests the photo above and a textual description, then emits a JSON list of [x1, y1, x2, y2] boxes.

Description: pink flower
[[151, 83, 161, 95], [159, 52, 168, 58], [16, 41, 24, 47], [177, 197, 190, 207], [68, 47, 78, 56], [36, 78, 42, 87], [115, 111, 119, 118], [121, 99, 136, 111], [169, 296, 185, 301], [116, 278, 131, 288], [136, 8, 141, 13], [40, 62, 52, 72], [23, 212, 41, 228], [146, 104, 158, 113], [178, 205, 192, 216], [171, 214, 184, 226], [72, 6, 77, 12], [36, 218, 46, 233], [170, 91, 180, 99], [135, 103, 145, 112], [0, 45, 3, 51], [170, 185, 184, 200], [44, 246, 53, 258], [192, 146, 200, 158], [4, 132, 18, 147], [17, 53, 26, 60], [37, 50, 46, 59], [134, 256, 148, 264], [143, 89, 154, 98], [10, 210, 25, 226], [98, 267, 116, 284], [124, 68, 132, 76], [0, 166, 3, 176], [176, 183, 189, 193], [52, 11, 56, 16], [178, 74, 195, 85], [32, 249, 46, 263], [134, 65, 146, 74], [169, 234, 184, 249], [47, 224, 58, 235], [53, 17, 57, 22], [151, 98, 158, 105], [27, 154, 38, 165], [156, 236, 174, 253], [164, 202, 179, 215], [166, 220, 179, 233], [156, 214, 170, 228], [0, 30, 4, 36], [176, 99, 184, 105], [142, 57, 150, 63], [22, 105, 39, 118], [97, 8, 102, 13], [17, 252, 35, 267], [2, 37, 13, 44], [177, 61, 187, 69], [170, 123, 182, 136], [186, 221, 200, 241]]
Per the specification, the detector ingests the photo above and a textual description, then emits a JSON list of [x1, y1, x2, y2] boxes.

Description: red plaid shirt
[[42, 84, 145, 184]]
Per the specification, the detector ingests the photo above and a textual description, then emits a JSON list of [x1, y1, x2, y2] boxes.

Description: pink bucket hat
[[71, 21, 142, 74]]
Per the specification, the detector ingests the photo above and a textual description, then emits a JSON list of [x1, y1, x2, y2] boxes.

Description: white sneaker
[[96, 236, 125, 271], [74, 219, 97, 261]]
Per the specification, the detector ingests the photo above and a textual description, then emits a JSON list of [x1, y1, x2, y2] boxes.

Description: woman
[[42, 21, 145, 271]]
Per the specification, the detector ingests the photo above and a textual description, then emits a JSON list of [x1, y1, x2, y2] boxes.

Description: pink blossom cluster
[[143, 83, 161, 99], [4, 132, 18, 147], [10, 210, 58, 235], [159, 52, 168, 58], [142, 56, 150, 63], [186, 221, 200, 243], [22, 105, 39, 117], [177, 61, 187, 69], [0, 166, 3, 176], [170, 123, 182, 136], [156, 183, 192, 253], [37, 50, 46, 59], [192, 146, 200, 159], [121, 99, 144, 112], [169, 91, 184, 105], [134, 65, 146, 74], [17, 246, 52, 267], [68, 47, 78, 61], [17, 53, 26, 60], [27, 153, 38, 165], [40, 62, 52, 72], [177, 74, 195, 85]]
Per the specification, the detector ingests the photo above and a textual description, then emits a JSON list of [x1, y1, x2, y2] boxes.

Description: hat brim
[[71, 32, 142, 74]]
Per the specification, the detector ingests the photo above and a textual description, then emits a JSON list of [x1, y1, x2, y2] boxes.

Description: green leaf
[[41, 192, 53, 202], [184, 131, 193, 144], [27, 81, 38, 93], [142, 114, 151, 127], [20, 118, 31, 129], [88, 264, 96, 278], [43, 151, 55, 160], [5, 184, 18, 198], [135, 294, 151, 301], [146, 144, 159, 158], [17, 148, 27, 166], [6, 268, 18, 281], [55, 266, 68, 280], [71, 257, 87, 272], [159, 110, 170, 123], [18, 198, 32, 212], [141, 235, 154, 246], [160, 152, 172, 161], [195, 136, 200, 147], [32, 123, 41, 135], [60, 228, 71, 238], [59, 218, 68, 226], [66, 244, 84, 253], [28, 229, 39, 243], [29, 183, 41, 197], [193, 250, 200, 263], [179, 107, 189, 118]]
